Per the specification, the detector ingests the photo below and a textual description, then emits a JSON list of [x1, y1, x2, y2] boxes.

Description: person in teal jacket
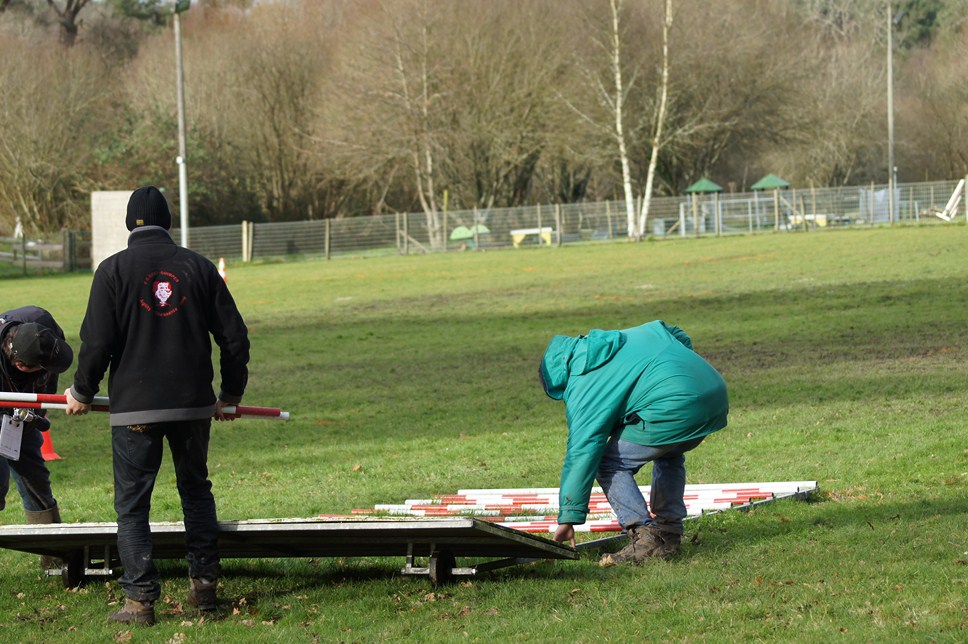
[[539, 320, 728, 565]]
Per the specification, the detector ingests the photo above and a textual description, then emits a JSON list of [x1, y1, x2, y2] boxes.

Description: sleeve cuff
[[218, 390, 243, 405], [70, 386, 94, 405], [557, 509, 587, 525]]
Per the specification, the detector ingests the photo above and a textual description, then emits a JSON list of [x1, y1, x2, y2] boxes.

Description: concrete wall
[[90, 191, 132, 271]]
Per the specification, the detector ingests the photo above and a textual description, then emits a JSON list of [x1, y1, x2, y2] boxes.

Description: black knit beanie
[[126, 186, 172, 231]]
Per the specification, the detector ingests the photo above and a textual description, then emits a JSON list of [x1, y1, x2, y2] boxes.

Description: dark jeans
[[112, 419, 220, 602], [0, 424, 57, 512]]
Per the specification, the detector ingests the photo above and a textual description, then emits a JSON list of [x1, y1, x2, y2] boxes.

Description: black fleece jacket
[[0, 306, 67, 418], [71, 227, 249, 425]]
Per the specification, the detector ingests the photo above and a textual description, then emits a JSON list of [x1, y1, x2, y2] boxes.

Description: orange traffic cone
[[218, 257, 227, 282], [41, 431, 61, 461]]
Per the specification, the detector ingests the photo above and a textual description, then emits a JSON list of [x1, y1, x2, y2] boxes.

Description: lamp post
[[172, 0, 191, 247], [886, 4, 904, 225]]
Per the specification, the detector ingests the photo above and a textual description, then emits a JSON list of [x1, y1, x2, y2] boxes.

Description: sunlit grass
[[1, 225, 966, 641]]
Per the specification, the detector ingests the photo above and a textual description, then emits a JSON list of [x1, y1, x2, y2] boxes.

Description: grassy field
[[0, 226, 966, 642]]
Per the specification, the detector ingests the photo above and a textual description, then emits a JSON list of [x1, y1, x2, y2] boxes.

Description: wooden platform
[[0, 517, 577, 587]]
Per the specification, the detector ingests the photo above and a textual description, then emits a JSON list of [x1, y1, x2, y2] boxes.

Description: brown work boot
[[108, 598, 156, 626], [24, 505, 64, 572], [187, 577, 218, 612], [599, 524, 681, 567]]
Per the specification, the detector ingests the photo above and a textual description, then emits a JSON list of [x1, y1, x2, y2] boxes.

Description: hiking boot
[[108, 598, 156, 626], [599, 524, 681, 567], [187, 577, 218, 612], [24, 505, 64, 573]]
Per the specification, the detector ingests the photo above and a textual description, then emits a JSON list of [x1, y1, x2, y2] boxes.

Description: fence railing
[[2, 179, 964, 274], [0, 230, 92, 275], [177, 178, 964, 264]]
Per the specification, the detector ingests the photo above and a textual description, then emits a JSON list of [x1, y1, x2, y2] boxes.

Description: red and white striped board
[[341, 481, 818, 534]]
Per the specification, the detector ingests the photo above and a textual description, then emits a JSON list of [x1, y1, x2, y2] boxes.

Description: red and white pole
[[0, 392, 289, 421]]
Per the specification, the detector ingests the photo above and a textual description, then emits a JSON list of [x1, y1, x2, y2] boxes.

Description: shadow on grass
[[683, 493, 968, 558]]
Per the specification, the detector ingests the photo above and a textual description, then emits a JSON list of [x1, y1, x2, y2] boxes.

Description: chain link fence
[[181, 179, 963, 264], [2, 179, 964, 274], [0, 230, 91, 276]]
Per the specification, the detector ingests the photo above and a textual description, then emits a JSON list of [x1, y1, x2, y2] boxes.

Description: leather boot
[[599, 524, 681, 567], [187, 577, 218, 612], [108, 598, 156, 626], [24, 505, 64, 572]]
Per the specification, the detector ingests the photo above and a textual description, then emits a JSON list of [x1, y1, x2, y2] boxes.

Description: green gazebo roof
[[685, 178, 723, 194], [751, 173, 790, 190]]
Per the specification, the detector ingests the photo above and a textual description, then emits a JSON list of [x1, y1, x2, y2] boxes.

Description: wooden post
[[889, 175, 895, 225], [555, 204, 562, 247], [869, 182, 875, 225], [62, 229, 70, 272], [606, 201, 613, 239], [473, 207, 479, 249], [810, 181, 817, 220], [964, 174, 968, 223], [773, 189, 780, 231], [714, 192, 720, 236], [692, 195, 699, 237], [403, 212, 409, 255], [443, 189, 449, 252], [325, 218, 331, 260]]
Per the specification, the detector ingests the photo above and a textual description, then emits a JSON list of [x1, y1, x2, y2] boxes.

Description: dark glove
[[27, 416, 51, 432]]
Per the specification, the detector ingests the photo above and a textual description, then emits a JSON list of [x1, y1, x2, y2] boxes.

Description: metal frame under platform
[[0, 517, 578, 587]]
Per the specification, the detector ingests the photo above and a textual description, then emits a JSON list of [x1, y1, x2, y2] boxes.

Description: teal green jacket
[[539, 321, 729, 525]]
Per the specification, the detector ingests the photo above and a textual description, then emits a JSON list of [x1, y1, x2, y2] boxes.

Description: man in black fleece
[[65, 186, 250, 626]]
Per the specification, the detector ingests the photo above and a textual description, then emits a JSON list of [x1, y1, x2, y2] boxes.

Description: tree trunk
[[638, 0, 673, 240], [608, 0, 636, 240]]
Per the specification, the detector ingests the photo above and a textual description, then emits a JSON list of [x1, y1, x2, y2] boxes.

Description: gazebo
[[751, 173, 790, 231], [685, 178, 724, 236]]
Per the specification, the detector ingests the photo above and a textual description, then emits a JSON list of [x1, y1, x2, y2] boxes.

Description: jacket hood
[[539, 329, 625, 400]]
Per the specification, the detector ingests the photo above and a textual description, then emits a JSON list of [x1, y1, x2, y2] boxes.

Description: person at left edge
[[0, 306, 74, 572]]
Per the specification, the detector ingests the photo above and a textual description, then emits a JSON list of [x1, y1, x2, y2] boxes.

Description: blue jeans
[[0, 424, 57, 512], [113, 420, 220, 602], [596, 436, 705, 535]]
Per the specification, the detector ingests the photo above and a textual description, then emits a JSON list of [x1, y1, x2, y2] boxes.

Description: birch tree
[[328, 0, 451, 250], [636, 0, 672, 240], [558, 0, 647, 239], [608, 0, 637, 239]]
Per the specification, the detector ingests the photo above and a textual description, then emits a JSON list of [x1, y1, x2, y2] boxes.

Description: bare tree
[[0, 39, 111, 232], [434, 1, 568, 210], [636, 0, 672, 240], [558, 0, 642, 238], [329, 0, 473, 250], [897, 32, 968, 180], [121, 3, 335, 223], [46, 0, 90, 46]]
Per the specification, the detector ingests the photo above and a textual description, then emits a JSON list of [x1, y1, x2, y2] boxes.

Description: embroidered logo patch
[[139, 270, 186, 317]]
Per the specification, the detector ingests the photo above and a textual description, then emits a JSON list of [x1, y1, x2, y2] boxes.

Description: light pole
[[886, 3, 904, 224], [172, 0, 190, 247]]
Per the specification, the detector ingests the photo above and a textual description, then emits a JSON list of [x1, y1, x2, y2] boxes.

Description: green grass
[[1, 226, 967, 641]]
